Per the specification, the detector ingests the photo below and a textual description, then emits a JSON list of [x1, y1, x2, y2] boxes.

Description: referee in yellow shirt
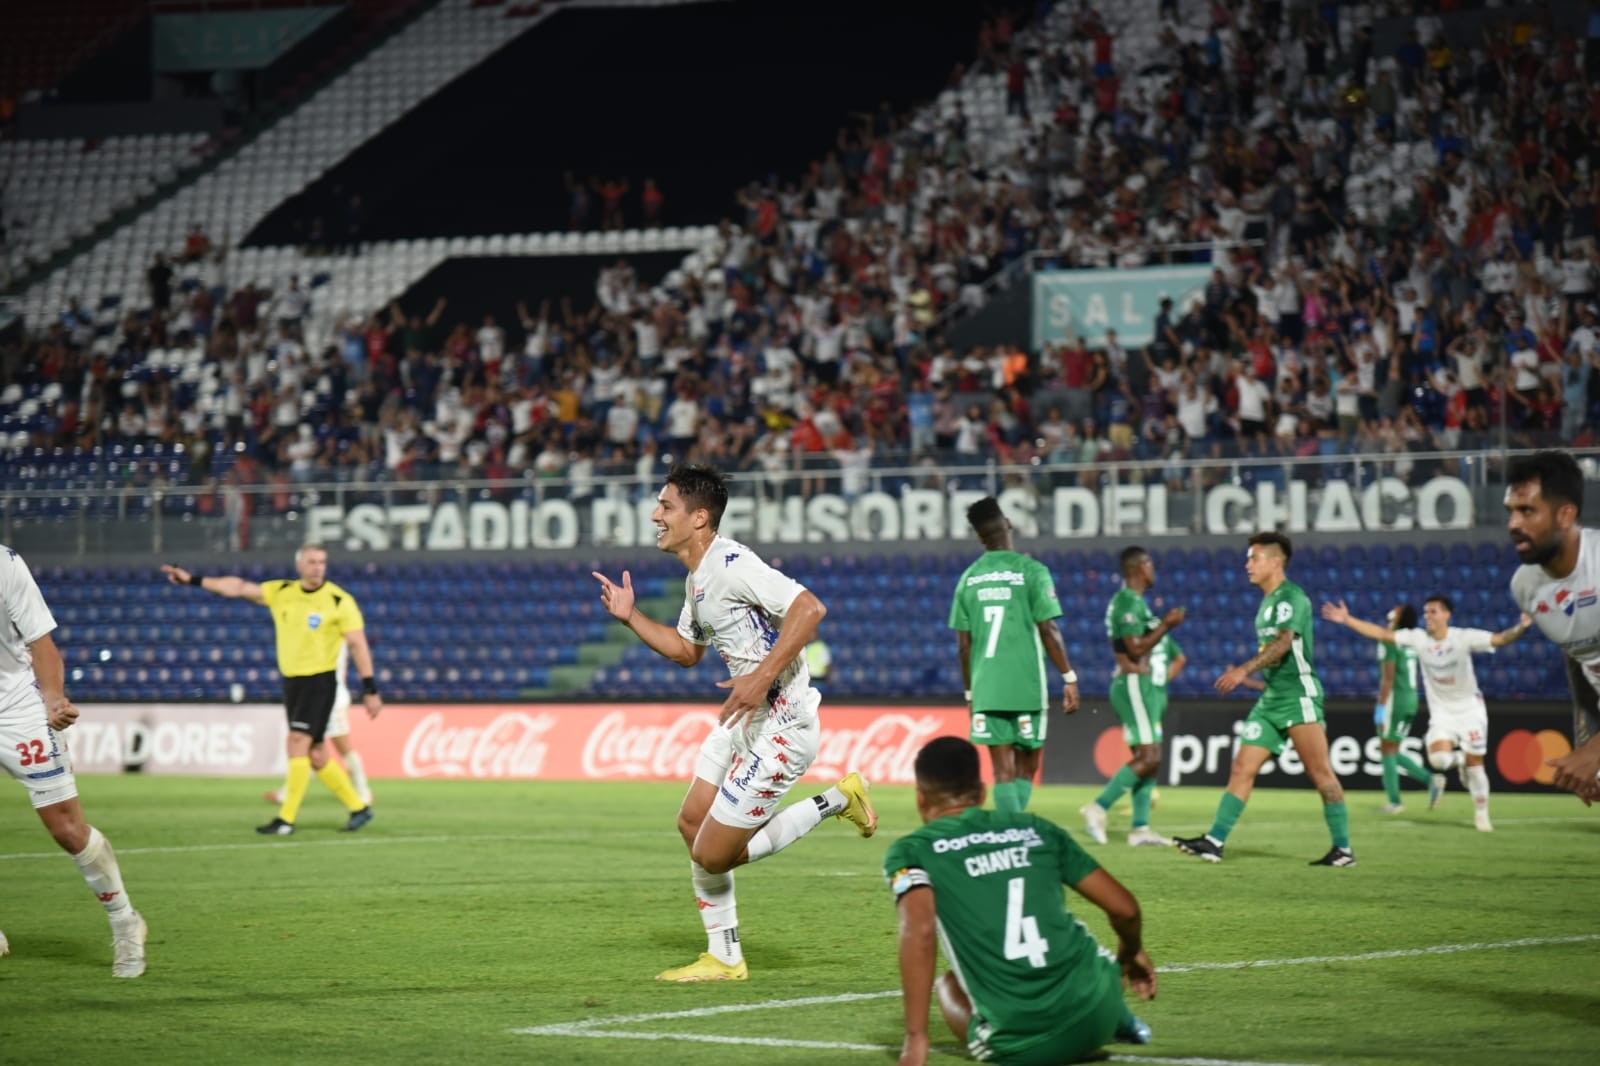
[[162, 544, 381, 835]]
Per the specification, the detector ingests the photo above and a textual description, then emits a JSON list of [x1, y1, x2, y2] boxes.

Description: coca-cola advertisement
[[349, 704, 979, 784]]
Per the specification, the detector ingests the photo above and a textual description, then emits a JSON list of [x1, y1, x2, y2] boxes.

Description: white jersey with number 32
[[1511, 527, 1600, 701]]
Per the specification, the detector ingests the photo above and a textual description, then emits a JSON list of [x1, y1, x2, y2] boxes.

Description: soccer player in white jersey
[[1321, 595, 1531, 831], [0, 545, 147, 976], [1506, 450, 1600, 804], [264, 643, 372, 806], [591, 464, 876, 982]]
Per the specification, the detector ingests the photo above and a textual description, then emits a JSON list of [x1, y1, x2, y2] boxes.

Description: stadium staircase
[[13, 0, 719, 328]]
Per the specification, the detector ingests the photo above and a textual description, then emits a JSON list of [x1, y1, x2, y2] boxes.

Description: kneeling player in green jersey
[[886, 737, 1155, 1066], [1372, 605, 1435, 813], [1081, 547, 1185, 847], [1173, 532, 1354, 867], [949, 498, 1080, 813]]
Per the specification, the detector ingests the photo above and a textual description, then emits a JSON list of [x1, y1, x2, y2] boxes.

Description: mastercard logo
[[1094, 727, 1133, 778], [1495, 729, 1572, 785]]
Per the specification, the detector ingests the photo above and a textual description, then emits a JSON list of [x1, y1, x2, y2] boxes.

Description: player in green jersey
[[949, 497, 1080, 813], [1081, 547, 1185, 847], [886, 736, 1155, 1066], [1174, 532, 1355, 866], [1371, 604, 1436, 813]]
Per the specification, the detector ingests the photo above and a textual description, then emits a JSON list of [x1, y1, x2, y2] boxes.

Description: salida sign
[[304, 476, 1475, 551]]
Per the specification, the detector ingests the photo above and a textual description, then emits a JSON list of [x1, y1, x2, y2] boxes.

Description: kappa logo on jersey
[[747, 805, 767, 819], [307, 613, 323, 630], [724, 552, 741, 566]]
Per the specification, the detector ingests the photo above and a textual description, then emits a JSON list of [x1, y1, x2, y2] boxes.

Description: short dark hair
[[914, 736, 983, 799], [1248, 531, 1293, 562], [1119, 546, 1149, 576], [1425, 594, 1454, 614], [665, 463, 729, 530], [1394, 604, 1417, 629], [967, 496, 1006, 536], [1507, 450, 1584, 513]]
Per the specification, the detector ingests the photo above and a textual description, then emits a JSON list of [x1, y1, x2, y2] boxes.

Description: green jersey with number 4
[[883, 807, 1115, 1050], [949, 550, 1063, 714], [1253, 579, 1323, 704]]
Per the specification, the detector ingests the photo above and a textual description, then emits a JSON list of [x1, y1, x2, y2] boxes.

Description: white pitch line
[[1158, 934, 1600, 973], [0, 830, 675, 861], [513, 932, 1599, 1055]]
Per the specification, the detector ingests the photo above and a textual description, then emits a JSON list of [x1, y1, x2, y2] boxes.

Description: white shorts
[[0, 693, 79, 809], [325, 692, 352, 740], [1425, 699, 1489, 757], [696, 699, 821, 830]]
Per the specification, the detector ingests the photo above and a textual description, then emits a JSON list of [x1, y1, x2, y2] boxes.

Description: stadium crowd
[[2, 0, 1599, 508]]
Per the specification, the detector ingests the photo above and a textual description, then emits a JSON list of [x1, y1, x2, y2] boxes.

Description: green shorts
[[1378, 696, 1419, 743], [1110, 674, 1162, 746], [971, 710, 1047, 750], [965, 954, 1126, 1065], [1240, 695, 1325, 755]]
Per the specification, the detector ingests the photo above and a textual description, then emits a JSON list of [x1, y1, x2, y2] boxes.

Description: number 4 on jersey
[[1003, 877, 1049, 968]]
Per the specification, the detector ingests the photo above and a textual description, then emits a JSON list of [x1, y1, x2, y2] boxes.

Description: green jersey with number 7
[[949, 550, 1064, 714]]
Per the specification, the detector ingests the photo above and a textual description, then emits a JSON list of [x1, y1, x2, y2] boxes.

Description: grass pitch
[[1, 776, 1596, 1065]]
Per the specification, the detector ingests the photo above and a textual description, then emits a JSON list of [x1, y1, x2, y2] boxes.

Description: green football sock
[[1207, 791, 1246, 843], [1014, 779, 1033, 810], [1381, 754, 1402, 805], [1095, 766, 1140, 811], [1324, 800, 1351, 849], [1130, 775, 1155, 828], [1396, 751, 1432, 785], [992, 781, 1022, 812]]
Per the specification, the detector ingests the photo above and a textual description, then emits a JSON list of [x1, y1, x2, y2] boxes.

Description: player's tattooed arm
[[1239, 629, 1296, 675], [1489, 613, 1533, 648]]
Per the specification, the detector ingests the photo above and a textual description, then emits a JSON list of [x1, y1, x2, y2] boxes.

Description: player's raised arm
[[592, 569, 705, 668], [1489, 613, 1533, 648], [1319, 600, 1395, 644], [1120, 606, 1185, 662], [163, 563, 264, 605]]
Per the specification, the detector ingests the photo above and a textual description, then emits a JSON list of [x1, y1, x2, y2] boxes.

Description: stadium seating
[[37, 541, 1568, 705]]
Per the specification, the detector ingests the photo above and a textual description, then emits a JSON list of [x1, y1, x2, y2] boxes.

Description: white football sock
[[343, 751, 371, 803], [73, 827, 133, 918], [691, 861, 741, 965], [745, 793, 837, 863], [1464, 764, 1490, 814]]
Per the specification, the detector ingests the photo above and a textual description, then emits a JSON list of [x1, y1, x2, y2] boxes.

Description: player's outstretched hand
[[45, 697, 79, 731], [1215, 665, 1249, 694], [1546, 741, 1600, 806], [716, 673, 769, 729], [1320, 599, 1350, 625], [1121, 948, 1157, 1000], [161, 563, 191, 586], [896, 1032, 930, 1066], [591, 569, 636, 624]]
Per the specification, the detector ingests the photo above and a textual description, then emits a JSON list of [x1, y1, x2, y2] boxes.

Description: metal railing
[[4, 446, 1593, 556]]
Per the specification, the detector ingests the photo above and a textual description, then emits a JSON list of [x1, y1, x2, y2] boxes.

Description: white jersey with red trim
[[1511, 528, 1600, 701], [1393, 626, 1494, 711], [0, 546, 57, 715], [677, 536, 817, 735]]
